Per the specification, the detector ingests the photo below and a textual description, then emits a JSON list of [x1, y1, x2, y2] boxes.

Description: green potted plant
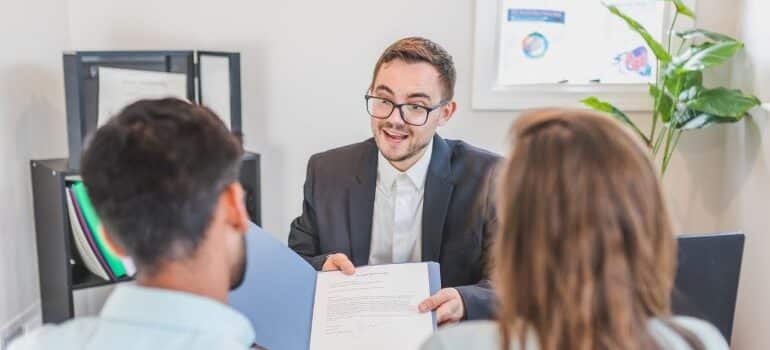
[[582, 0, 761, 175]]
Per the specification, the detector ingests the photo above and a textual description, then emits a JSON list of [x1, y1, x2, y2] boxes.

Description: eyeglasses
[[365, 95, 449, 126]]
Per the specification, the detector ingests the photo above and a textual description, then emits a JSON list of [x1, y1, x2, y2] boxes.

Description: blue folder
[[229, 223, 442, 350]]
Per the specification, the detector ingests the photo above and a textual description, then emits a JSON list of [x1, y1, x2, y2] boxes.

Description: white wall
[[64, 0, 730, 240], [66, 0, 519, 238], [723, 0, 770, 348], [0, 0, 70, 338], [1, 0, 765, 348]]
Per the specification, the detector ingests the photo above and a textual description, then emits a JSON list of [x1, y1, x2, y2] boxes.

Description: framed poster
[[472, 0, 694, 111]]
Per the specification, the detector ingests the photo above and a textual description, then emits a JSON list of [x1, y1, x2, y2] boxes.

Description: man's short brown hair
[[370, 37, 456, 101]]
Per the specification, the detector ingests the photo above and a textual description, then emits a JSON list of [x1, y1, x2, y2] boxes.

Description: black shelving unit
[[31, 49, 259, 324], [30, 153, 261, 323]]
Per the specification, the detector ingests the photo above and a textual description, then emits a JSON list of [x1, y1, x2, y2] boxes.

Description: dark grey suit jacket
[[288, 134, 500, 320]]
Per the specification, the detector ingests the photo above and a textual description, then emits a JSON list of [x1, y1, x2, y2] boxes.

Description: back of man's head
[[81, 98, 244, 275]]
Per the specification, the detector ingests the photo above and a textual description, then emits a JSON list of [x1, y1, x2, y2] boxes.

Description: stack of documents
[[65, 181, 134, 281], [230, 224, 441, 350]]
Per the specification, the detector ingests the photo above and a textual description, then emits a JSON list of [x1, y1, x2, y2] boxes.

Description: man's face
[[370, 59, 453, 168]]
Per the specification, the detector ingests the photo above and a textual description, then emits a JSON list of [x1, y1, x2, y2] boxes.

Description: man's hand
[[418, 288, 465, 326], [321, 253, 356, 275]]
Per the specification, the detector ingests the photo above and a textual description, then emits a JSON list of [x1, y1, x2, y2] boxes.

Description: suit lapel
[[348, 140, 378, 266], [422, 135, 454, 263]]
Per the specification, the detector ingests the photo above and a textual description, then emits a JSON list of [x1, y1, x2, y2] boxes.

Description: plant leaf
[[679, 41, 744, 72], [664, 71, 703, 98], [581, 96, 650, 145], [679, 113, 741, 130], [681, 71, 703, 91], [606, 5, 672, 62], [650, 84, 674, 122], [671, 108, 694, 128], [686, 87, 761, 118], [677, 29, 736, 43], [664, 0, 696, 18], [670, 42, 714, 69]]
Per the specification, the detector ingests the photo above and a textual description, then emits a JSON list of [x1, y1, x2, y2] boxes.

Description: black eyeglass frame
[[364, 95, 450, 126]]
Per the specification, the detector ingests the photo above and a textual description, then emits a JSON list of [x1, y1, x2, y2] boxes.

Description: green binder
[[70, 182, 126, 278]]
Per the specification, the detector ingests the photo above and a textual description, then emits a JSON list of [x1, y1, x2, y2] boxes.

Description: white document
[[309, 263, 434, 350], [199, 55, 232, 130], [98, 67, 188, 126]]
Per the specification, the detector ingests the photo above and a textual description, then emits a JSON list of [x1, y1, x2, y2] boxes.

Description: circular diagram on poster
[[522, 32, 549, 59]]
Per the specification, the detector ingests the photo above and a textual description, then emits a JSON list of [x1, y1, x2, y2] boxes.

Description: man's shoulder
[[445, 139, 500, 163], [443, 138, 501, 177], [9, 317, 251, 350], [306, 139, 376, 173], [9, 318, 100, 350], [311, 138, 375, 161]]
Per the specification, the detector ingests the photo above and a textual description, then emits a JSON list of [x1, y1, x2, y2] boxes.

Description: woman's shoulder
[[420, 321, 538, 350], [420, 321, 501, 350], [649, 316, 729, 350], [421, 316, 727, 350]]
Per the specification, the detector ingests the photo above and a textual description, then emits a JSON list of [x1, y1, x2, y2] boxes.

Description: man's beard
[[378, 123, 431, 163], [383, 142, 429, 162], [229, 235, 247, 290]]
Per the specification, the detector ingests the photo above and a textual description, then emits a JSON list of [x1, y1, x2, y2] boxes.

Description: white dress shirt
[[369, 139, 433, 265]]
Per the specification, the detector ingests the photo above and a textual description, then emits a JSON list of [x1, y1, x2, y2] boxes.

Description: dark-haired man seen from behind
[[289, 37, 500, 323], [11, 99, 258, 350]]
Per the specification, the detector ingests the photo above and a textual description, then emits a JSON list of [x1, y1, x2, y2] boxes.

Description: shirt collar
[[377, 138, 433, 191], [100, 284, 255, 346]]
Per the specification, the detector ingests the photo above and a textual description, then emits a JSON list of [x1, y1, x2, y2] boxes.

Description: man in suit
[[289, 37, 500, 324]]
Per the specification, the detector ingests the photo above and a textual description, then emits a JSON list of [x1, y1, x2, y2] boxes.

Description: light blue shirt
[[10, 284, 256, 350]]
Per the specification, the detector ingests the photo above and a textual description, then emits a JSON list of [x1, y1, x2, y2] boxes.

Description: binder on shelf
[[70, 182, 128, 278], [67, 186, 115, 280], [65, 187, 110, 281]]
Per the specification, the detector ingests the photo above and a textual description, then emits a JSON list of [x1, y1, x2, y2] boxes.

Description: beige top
[[421, 317, 729, 350]]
